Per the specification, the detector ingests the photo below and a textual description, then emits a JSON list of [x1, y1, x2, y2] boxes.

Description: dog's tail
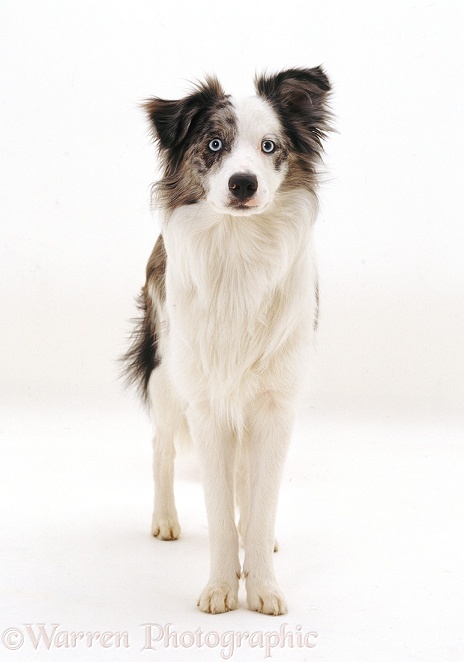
[[120, 287, 160, 403], [120, 235, 166, 403]]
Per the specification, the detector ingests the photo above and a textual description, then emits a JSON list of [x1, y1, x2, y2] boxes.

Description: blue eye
[[262, 139, 276, 154], [208, 138, 223, 152]]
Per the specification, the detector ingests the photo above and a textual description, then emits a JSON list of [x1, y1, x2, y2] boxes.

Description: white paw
[[246, 581, 288, 615], [197, 581, 239, 614], [151, 515, 180, 540]]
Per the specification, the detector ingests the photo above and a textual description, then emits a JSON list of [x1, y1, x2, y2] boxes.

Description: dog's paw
[[246, 581, 288, 615], [151, 515, 180, 541], [197, 581, 239, 614]]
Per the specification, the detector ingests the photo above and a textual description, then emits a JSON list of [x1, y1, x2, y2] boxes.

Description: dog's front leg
[[188, 405, 240, 614], [243, 393, 293, 615]]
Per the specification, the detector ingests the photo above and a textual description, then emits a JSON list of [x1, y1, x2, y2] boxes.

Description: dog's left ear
[[255, 67, 332, 155]]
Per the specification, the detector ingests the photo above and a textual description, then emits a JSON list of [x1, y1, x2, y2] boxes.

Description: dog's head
[[145, 68, 331, 215]]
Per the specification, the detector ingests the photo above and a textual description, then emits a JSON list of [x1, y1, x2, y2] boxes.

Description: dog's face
[[204, 96, 287, 216], [145, 68, 331, 214]]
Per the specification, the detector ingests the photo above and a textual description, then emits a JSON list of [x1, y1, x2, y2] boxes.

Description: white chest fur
[[162, 190, 318, 413]]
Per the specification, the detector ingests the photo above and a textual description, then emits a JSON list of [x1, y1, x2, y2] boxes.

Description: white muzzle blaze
[[206, 96, 287, 215]]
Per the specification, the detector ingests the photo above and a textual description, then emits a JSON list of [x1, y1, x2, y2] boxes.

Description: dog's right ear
[[144, 97, 197, 150], [144, 76, 226, 150]]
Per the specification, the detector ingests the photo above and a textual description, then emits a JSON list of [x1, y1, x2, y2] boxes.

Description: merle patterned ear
[[144, 97, 196, 150], [144, 76, 226, 150], [255, 67, 332, 155]]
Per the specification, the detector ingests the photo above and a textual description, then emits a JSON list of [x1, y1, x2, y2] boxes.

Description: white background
[[1, 1, 463, 660]]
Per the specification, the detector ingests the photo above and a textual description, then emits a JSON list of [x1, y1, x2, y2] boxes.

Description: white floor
[[1, 383, 463, 661]]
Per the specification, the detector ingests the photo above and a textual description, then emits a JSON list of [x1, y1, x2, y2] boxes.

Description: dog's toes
[[197, 582, 239, 614], [152, 515, 180, 540], [246, 582, 288, 615]]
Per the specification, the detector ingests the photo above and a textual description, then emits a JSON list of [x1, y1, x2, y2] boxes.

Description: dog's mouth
[[225, 200, 268, 216], [229, 199, 259, 211], [207, 186, 270, 216], [224, 189, 270, 215]]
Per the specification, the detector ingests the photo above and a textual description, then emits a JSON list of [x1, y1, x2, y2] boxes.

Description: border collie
[[124, 67, 331, 615]]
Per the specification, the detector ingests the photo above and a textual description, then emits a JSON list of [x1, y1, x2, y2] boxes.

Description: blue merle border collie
[[123, 67, 332, 615]]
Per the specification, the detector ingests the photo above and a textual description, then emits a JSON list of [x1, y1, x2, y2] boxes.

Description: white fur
[[149, 97, 319, 615], [206, 97, 286, 215]]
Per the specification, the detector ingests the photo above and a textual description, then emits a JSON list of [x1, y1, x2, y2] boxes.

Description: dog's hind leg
[[149, 365, 183, 541], [235, 442, 250, 548]]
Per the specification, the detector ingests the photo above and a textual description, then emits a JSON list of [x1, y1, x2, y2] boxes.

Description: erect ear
[[144, 97, 199, 150], [144, 76, 226, 150], [255, 66, 332, 155]]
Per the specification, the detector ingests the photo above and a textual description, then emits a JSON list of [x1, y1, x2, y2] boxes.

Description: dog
[[123, 67, 331, 615]]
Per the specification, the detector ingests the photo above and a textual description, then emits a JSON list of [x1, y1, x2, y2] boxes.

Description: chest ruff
[[156, 197, 318, 413]]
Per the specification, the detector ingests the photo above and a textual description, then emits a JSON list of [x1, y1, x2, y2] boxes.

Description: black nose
[[228, 173, 258, 201]]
